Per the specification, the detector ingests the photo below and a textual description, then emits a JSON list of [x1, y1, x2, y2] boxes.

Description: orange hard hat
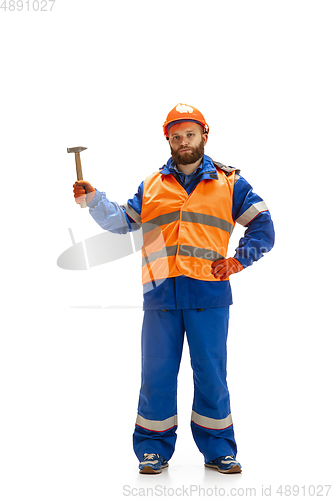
[[163, 103, 209, 138]]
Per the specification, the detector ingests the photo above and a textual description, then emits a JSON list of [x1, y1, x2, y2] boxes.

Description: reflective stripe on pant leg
[[184, 307, 237, 462], [133, 310, 185, 461], [135, 414, 178, 432], [191, 411, 233, 430]]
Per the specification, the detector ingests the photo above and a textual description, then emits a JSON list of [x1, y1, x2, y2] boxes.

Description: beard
[[170, 136, 205, 166]]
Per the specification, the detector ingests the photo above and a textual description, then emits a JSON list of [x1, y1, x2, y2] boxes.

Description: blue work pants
[[133, 307, 237, 463]]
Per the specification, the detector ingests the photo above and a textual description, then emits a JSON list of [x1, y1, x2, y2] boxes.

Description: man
[[73, 103, 275, 474]]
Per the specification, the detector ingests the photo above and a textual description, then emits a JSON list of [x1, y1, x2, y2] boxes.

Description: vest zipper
[[175, 182, 198, 307]]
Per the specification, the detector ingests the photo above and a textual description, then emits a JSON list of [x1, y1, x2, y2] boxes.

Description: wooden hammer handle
[[75, 152, 87, 208]]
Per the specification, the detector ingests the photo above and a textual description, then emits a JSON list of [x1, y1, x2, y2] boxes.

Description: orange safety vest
[[141, 166, 236, 285]]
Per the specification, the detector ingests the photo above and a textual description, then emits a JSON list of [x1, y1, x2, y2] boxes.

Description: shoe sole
[[205, 463, 242, 474], [139, 463, 169, 475]]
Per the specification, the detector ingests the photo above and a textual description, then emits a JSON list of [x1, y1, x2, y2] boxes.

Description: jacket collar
[[159, 154, 218, 179]]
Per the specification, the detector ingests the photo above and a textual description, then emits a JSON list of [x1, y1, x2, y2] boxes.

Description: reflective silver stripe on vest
[[191, 410, 233, 430], [235, 201, 268, 226], [142, 245, 178, 267], [142, 245, 225, 266], [122, 202, 142, 226], [136, 414, 178, 432], [181, 211, 234, 235], [178, 245, 225, 262], [143, 210, 233, 235], [142, 211, 180, 233]]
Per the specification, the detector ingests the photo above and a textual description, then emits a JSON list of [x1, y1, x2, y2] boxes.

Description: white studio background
[[1, 1, 332, 499]]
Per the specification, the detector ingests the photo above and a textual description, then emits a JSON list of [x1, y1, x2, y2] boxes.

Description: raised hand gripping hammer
[[67, 146, 88, 208]]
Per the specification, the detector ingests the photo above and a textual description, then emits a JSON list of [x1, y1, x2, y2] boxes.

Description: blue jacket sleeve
[[87, 184, 143, 234], [232, 175, 275, 268]]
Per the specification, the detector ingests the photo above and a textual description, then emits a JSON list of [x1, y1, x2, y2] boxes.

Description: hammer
[[67, 146, 88, 208]]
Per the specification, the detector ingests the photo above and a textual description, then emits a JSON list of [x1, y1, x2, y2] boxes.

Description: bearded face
[[170, 135, 205, 166]]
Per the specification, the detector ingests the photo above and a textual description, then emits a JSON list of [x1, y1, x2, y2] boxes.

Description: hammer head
[[67, 146, 87, 154]]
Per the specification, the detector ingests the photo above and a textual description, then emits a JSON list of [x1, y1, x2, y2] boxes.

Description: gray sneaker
[[205, 455, 242, 474], [139, 453, 169, 474]]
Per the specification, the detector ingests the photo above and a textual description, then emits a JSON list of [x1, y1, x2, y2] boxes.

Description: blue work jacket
[[87, 155, 275, 310]]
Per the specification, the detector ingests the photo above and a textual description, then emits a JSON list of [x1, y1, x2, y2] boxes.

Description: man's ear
[[203, 133, 208, 146]]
